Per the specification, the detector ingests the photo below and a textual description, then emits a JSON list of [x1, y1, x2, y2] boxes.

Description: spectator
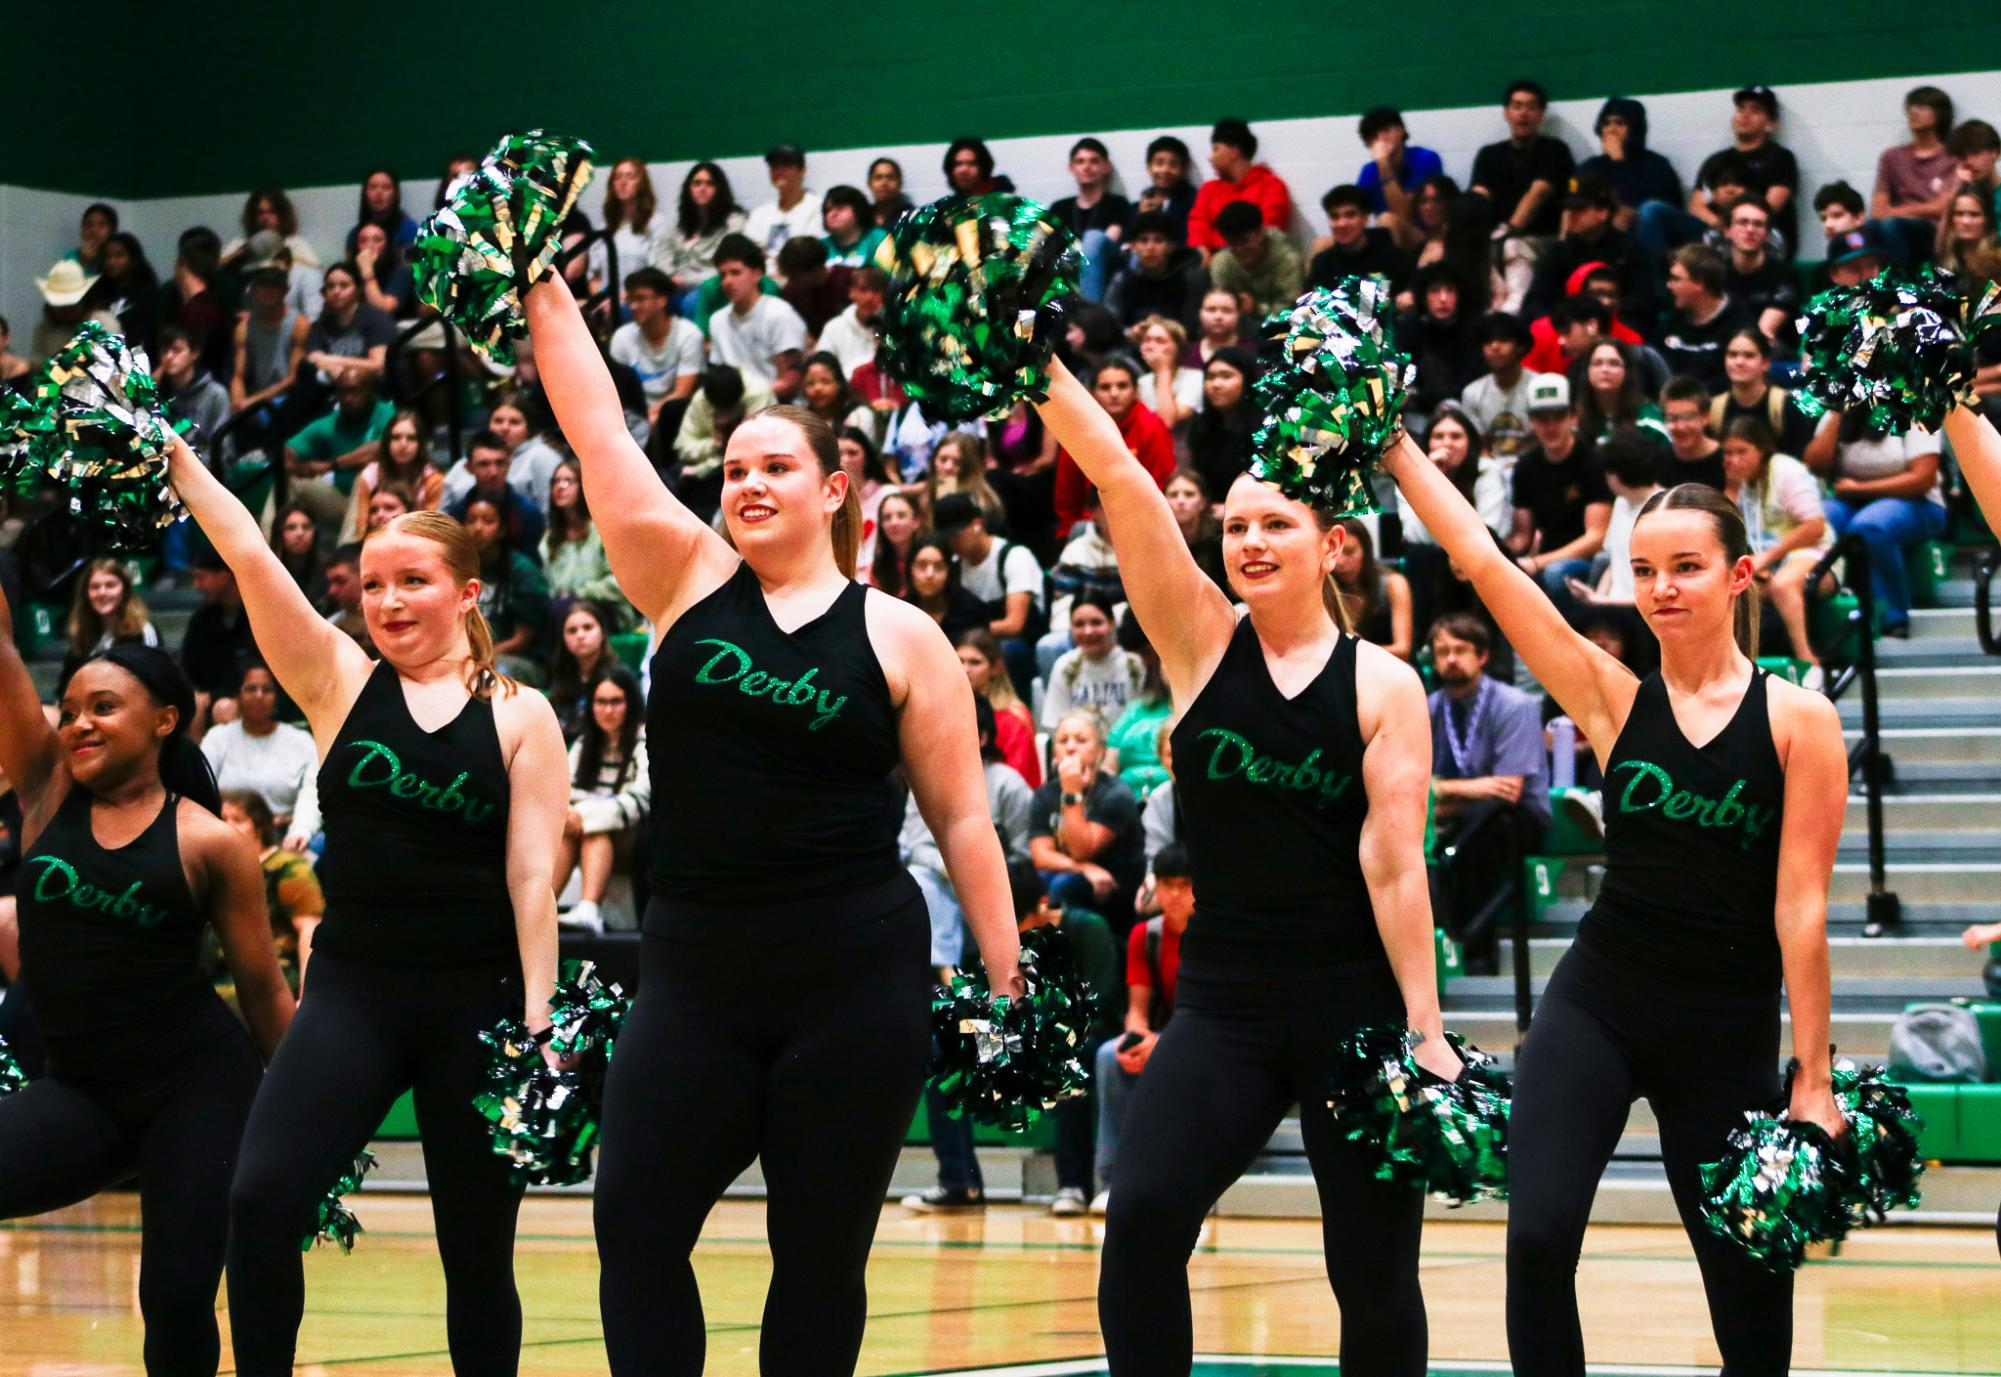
[[60, 558, 159, 689], [1053, 358, 1176, 536], [1576, 97, 1684, 231], [1949, 119, 2001, 220], [867, 157, 912, 227], [708, 235, 808, 400], [1208, 201, 1304, 319], [1398, 263, 1482, 417], [1566, 432, 1664, 623], [1874, 85, 1959, 225], [364, 483, 414, 530], [284, 373, 395, 532], [610, 267, 704, 425], [1305, 185, 1410, 294], [819, 185, 886, 270], [1388, 172, 1458, 258], [1509, 374, 1612, 605], [63, 202, 117, 272], [547, 601, 619, 741], [1802, 407, 1947, 638], [346, 168, 417, 254], [1522, 174, 1654, 325], [270, 501, 327, 604], [547, 666, 648, 934], [1658, 244, 1752, 389], [1469, 78, 1574, 238], [89, 231, 160, 355], [1162, 468, 1230, 594], [484, 393, 568, 512], [1573, 339, 1664, 447], [1814, 180, 1869, 245], [1657, 376, 1726, 490], [1134, 135, 1198, 241], [658, 162, 746, 304], [1717, 197, 1800, 348], [0, 316, 28, 382], [223, 187, 319, 273], [1721, 417, 1832, 678], [799, 353, 875, 437], [1188, 117, 1293, 254], [1042, 592, 1147, 730], [543, 458, 631, 629], [462, 493, 552, 682], [1333, 518, 1413, 660], [866, 490, 923, 597], [1104, 211, 1207, 334], [1459, 312, 1540, 462], [817, 266, 885, 377], [1051, 138, 1133, 301], [230, 266, 309, 422], [319, 543, 372, 653], [202, 660, 320, 842], [943, 137, 1011, 197], [1935, 189, 2001, 292], [350, 222, 416, 319], [673, 367, 773, 520], [924, 434, 1008, 531], [1825, 222, 1889, 288], [1092, 840, 1192, 1211], [1104, 613, 1172, 796], [837, 425, 904, 566], [902, 533, 988, 641], [1640, 85, 1800, 260], [1428, 185, 1520, 314], [303, 261, 394, 390], [1426, 611, 1550, 966], [1181, 287, 1244, 371], [954, 629, 1043, 787], [1031, 710, 1147, 927], [1398, 407, 1511, 629], [28, 260, 119, 366], [431, 153, 479, 208], [346, 409, 444, 541], [1182, 346, 1260, 500], [588, 158, 665, 298], [445, 425, 548, 551], [181, 549, 257, 728], [219, 789, 323, 987], [153, 324, 231, 449], [1711, 328, 1816, 457], [776, 236, 846, 336], [743, 143, 822, 262], [1131, 316, 1204, 431], [1354, 106, 1444, 223]]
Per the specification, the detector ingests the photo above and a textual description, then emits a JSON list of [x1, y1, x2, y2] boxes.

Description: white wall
[[0, 184, 108, 365]]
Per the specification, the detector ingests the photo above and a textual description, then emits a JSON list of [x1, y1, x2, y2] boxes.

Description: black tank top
[[313, 661, 515, 965], [17, 789, 238, 1092], [1169, 619, 1380, 980], [646, 562, 908, 939], [1578, 670, 1785, 990]]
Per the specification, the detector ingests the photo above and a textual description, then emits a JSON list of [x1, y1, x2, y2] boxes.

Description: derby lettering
[[1610, 760, 1772, 848], [343, 740, 496, 826], [1197, 728, 1353, 808], [693, 638, 847, 732], [25, 854, 167, 928]]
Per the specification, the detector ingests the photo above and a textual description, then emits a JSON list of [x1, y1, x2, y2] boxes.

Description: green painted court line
[[892, 1361, 2001, 1377]]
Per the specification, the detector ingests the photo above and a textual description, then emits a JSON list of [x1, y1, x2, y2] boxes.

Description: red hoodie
[[1188, 164, 1294, 250], [1053, 401, 1176, 535], [1522, 260, 1643, 374]]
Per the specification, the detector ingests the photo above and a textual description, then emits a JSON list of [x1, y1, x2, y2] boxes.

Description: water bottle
[[1550, 715, 1577, 791]]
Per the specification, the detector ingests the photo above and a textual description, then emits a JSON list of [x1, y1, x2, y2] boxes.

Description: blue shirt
[[1357, 145, 1445, 217], [1428, 676, 1551, 827]]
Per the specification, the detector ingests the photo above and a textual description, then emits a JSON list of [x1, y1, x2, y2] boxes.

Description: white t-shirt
[[201, 719, 321, 833], [960, 539, 1045, 614], [1837, 428, 1943, 505], [1138, 368, 1204, 421], [588, 220, 664, 290], [1740, 453, 1831, 554], [1041, 648, 1146, 731], [1601, 491, 1652, 601], [1458, 371, 1542, 465], [742, 191, 825, 263], [1397, 455, 1511, 546], [817, 305, 878, 376], [610, 318, 706, 402], [708, 296, 809, 386]]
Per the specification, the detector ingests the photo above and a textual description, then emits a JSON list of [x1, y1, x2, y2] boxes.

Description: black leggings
[[595, 901, 932, 1377], [0, 1029, 261, 1377], [1507, 939, 1791, 1376], [227, 953, 524, 1377], [1098, 961, 1427, 1377]]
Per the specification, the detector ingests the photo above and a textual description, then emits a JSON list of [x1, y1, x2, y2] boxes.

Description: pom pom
[[1793, 270, 2001, 434], [929, 923, 1093, 1131], [547, 958, 628, 1108], [1699, 1059, 1927, 1272], [1249, 279, 1411, 516], [473, 961, 627, 1187], [301, 1150, 377, 1253], [0, 1035, 26, 1099], [1324, 1025, 1510, 1204], [412, 130, 597, 364], [3, 323, 187, 548], [873, 193, 1080, 422]]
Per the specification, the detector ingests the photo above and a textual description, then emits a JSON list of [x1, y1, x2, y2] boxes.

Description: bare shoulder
[[1766, 677, 1843, 759], [1351, 638, 1428, 743], [491, 681, 565, 755], [861, 589, 955, 702], [176, 798, 257, 869]]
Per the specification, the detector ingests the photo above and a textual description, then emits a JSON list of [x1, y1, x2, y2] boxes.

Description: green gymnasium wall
[[14, 3, 2001, 197]]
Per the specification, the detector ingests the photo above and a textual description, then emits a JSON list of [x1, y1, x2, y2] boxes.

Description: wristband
[[1061, 791, 1085, 806]]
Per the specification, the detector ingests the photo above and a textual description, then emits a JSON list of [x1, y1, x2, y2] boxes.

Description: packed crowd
[[0, 79, 1995, 1215]]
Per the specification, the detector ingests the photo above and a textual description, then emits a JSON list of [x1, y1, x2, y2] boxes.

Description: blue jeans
[[1635, 200, 1706, 270], [1044, 871, 1098, 914], [1074, 230, 1122, 303], [1035, 629, 1072, 679], [1538, 556, 1594, 627], [922, 1068, 982, 1191], [1093, 1034, 1141, 1185], [908, 865, 963, 967], [1822, 494, 1946, 627]]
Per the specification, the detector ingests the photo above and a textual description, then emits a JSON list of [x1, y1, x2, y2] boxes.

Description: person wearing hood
[[1576, 98, 1685, 232], [1397, 262, 1483, 418], [1523, 261, 1647, 375], [1104, 211, 1209, 333]]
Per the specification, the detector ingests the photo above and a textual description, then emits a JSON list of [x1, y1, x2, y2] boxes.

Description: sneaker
[[1089, 1189, 1111, 1215], [1881, 621, 1911, 640], [559, 900, 603, 934], [1050, 1186, 1088, 1216], [1800, 664, 1826, 693], [1555, 789, 1604, 843], [902, 1184, 984, 1212]]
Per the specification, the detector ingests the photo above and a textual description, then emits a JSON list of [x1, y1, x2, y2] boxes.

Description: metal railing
[[1808, 533, 1900, 934], [1977, 547, 2000, 657]]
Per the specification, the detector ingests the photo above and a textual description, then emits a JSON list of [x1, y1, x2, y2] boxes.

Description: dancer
[[0, 586, 292, 1377], [523, 273, 1024, 1377], [1383, 436, 1845, 1375], [1032, 352, 1451, 1375], [165, 434, 568, 1377], [1945, 401, 2001, 523]]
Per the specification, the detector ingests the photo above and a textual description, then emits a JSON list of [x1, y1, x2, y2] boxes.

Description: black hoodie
[[1103, 244, 1210, 333], [1577, 98, 1685, 211]]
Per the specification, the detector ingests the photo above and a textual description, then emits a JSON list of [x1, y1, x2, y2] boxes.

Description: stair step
[[1853, 726, 2001, 764], [1839, 697, 2001, 728], [1499, 934, 1987, 980], [1832, 862, 2001, 902], [1837, 829, 2001, 859], [1904, 606, 1981, 642], [1886, 762, 2001, 793], [1845, 794, 2001, 831], [1532, 898, 1997, 932], [1440, 1006, 1902, 1060], [1873, 664, 2001, 700]]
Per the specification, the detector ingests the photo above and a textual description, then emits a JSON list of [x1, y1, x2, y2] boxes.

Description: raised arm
[[1033, 358, 1234, 698], [1945, 404, 2001, 523], [1771, 686, 1846, 1141], [166, 432, 371, 730], [0, 582, 64, 810], [522, 274, 734, 624], [1380, 433, 1636, 755]]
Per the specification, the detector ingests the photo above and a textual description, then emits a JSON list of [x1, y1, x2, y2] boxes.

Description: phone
[[1118, 1032, 1144, 1053]]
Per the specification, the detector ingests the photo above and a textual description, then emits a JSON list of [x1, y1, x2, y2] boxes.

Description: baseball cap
[[1526, 374, 1573, 413], [931, 493, 983, 533], [1560, 174, 1616, 211], [1733, 86, 1780, 121], [1826, 225, 1886, 265]]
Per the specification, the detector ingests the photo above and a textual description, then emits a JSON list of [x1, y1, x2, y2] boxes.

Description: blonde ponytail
[[365, 511, 517, 699]]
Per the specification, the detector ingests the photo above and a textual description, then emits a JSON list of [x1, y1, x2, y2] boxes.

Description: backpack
[[1887, 1003, 1988, 1083]]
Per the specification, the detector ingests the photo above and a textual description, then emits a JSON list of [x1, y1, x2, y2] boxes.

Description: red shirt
[[1053, 401, 1176, 535], [1126, 916, 1183, 1020], [994, 708, 1041, 788], [1522, 314, 1643, 376], [1188, 165, 1294, 251]]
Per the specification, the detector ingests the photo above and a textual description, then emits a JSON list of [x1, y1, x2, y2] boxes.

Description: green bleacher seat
[[1755, 656, 1808, 686], [380, 1091, 419, 1139], [1811, 588, 1871, 659], [1434, 927, 1461, 997], [1540, 787, 1603, 856], [1906, 540, 1947, 609], [19, 603, 62, 657], [609, 631, 650, 672], [1899, 1084, 1959, 1158]]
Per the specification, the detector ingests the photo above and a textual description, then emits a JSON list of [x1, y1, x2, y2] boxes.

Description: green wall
[[16, 3, 2001, 197]]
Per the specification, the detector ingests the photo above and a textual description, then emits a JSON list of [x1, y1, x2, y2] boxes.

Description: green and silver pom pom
[[1793, 270, 2001, 434], [412, 130, 596, 364], [473, 961, 627, 1187], [0, 1035, 26, 1098], [874, 193, 1080, 422], [1699, 1060, 1926, 1272], [1249, 278, 1412, 517], [302, 1150, 377, 1253], [547, 958, 628, 1108], [930, 923, 1093, 1132], [3, 322, 187, 547], [1325, 1025, 1509, 1204]]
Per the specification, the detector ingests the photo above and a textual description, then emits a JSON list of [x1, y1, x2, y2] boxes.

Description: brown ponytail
[[1310, 509, 1357, 634], [364, 511, 518, 699], [1635, 484, 1760, 659], [756, 404, 859, 579]]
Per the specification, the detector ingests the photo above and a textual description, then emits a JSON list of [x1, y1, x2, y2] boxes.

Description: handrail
[[1977, 547, 2000, 657]]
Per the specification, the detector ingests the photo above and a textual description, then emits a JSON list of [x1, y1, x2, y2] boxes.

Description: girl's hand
[[1411, 1030, 1464, 1083], [1788, 1074, 1846, 1142], [988, 962, 1026, 1000]]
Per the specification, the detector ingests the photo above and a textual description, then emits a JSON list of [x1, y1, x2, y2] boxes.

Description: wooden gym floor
[[0, 1193, 1993, 1375]]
